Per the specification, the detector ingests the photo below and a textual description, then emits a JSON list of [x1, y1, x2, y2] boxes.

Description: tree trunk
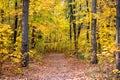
[[77, 23, 82, 39], [91, 0, 98, 64], [14, 0, 18, 44], [72, 0, 78, 55], [1, 10, 4, 24], [77, 5, 82, 39], [31, 26, 36, 49], [0, 7, 4, 76], [0, 62, 3, 75], [86, 25, 90, 43], [70, 17, 72, 42], [97, 30, 101, 52], [86, 0, 90, 43], [21, 0, 29, 67], [73, 20, 77, 55], [69, 0, 73, 41], [116, 0, 120, 78]]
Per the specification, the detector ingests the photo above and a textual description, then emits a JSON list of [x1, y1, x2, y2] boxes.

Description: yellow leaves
[[31, 0, 56, 12], [28, 50, 36, 59], [111, 8, 116, 12], [0, 24, 13, 63], [113, 69, 120, 74], [1, 49, 8, 54], [98, 53, 115, 64], [69, 2, 75, 5], [0, 48, 9, 62], [3, 55, 9, 61], [0, 24, 11, 32], [97, 45, 115, 64], [0, 24, 13, 46], [13, 36, 21, 63], [98, 18, 116, 54], [31, 23, 38, 27], [10, 51, 22, 63], [0, 24, 12, 46], [92, 13, 99, 19], [12, 58, 21, 63], [37, 25, 53, 36], [13, 68, 23, 74]]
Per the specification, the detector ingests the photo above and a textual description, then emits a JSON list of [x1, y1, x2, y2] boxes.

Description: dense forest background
[[0, 0, 120, 79]]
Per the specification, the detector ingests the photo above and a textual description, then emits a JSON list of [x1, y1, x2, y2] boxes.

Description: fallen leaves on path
[[0, 53, 115, 80]]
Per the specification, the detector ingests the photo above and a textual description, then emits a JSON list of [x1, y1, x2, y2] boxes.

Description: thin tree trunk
[[31, 26, 36, 49], [77, 5, 82, 39], [97, 34, 101, 52], [73, 16, 77, 55], [86, 0, 90, 43], [0, 63, 2, 75], [77, 24, 82, 39], [21, 0, 29, 67], [86, 25, 90, 43], [1, 10, 4, 24], [14, 0, 18, 44], [91, 0, 98, 64], [70, 17, 72, 41], [116, 0, 120, 78], [69, 0, 73, 41], [72, 0, 78, 55]]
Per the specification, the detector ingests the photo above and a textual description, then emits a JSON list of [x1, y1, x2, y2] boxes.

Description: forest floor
[[0, 53, 115, 80]]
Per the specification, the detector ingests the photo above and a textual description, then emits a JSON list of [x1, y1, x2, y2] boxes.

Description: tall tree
[[21, 0, 29, 67], [76, 4, 82, 56], [116, 0, 120, 78], [77, 4, 82, 39], [72, 0, 78, 55], [69, 0, 73, 42], [68, 0, 78, 54], [91, 0, 98, 64]]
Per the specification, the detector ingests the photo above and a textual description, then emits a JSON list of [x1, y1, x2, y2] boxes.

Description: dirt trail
[[0, 53, 94, 80]]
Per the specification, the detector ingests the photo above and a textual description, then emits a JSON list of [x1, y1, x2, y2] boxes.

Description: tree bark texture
[[21, 0, 29, 67], [91, 0, 98, 64]]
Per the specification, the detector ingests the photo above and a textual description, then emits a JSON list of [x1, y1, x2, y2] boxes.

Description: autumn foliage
[[0, 0, 119, 79]]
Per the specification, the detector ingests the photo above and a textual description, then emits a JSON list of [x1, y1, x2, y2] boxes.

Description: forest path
[[39, 53, 86, 80], [1, 53, 94, 80], [27, 53, 93, 80]]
